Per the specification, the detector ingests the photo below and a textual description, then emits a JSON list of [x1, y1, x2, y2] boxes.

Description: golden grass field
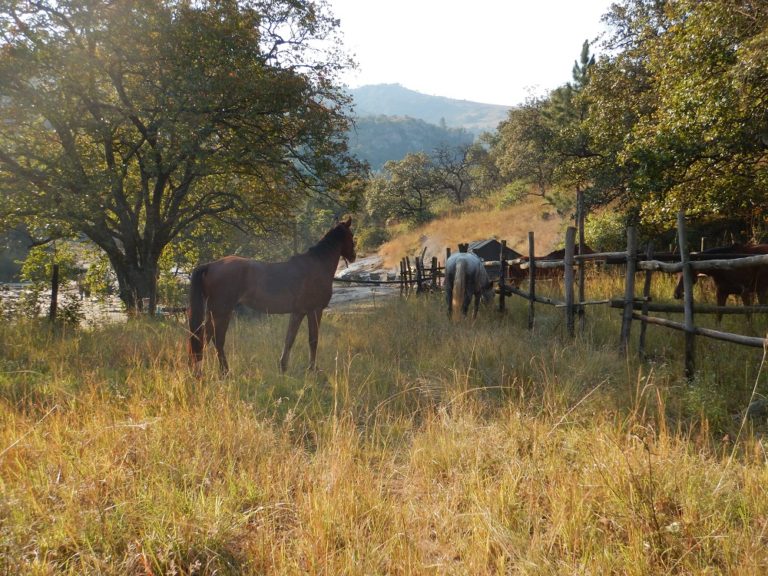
[[3, 259, 768, 574]]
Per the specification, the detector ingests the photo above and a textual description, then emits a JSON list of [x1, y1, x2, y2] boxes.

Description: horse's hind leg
[[444, 279, 453, 319], [210, 309, 232, 375], [188, 310, 215, 376], [461, 288, 472, 317], [307, 309, 323, 371], [280, 312, 305, 373]]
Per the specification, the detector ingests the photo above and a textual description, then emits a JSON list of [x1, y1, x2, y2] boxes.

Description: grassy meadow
[[2, 272, 768, 574]]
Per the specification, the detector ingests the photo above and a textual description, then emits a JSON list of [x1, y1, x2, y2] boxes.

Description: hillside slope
[[348, 115, 473, 171], [350, 84, 511, 134], [376, 197, 567, 267]]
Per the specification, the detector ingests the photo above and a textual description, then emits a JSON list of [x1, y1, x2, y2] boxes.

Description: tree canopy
[[0, 0, 365, 311], [488, 0, 768, 242], [586, 0, 768, 235]]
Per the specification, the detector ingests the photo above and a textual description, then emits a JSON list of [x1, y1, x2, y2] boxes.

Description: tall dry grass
[[2, 274, 768, 574]]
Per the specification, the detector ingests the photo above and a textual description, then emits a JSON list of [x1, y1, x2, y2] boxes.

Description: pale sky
[[327, 0, 614, 107]]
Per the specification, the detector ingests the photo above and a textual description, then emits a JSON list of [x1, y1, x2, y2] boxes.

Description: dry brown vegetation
[[377, 196, 567, 267]]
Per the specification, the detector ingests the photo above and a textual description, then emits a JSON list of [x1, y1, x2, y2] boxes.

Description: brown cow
[[673, 243, 768, 322]]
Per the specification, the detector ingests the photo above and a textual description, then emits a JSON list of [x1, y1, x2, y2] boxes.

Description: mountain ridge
[[349, 83, 511, 134]]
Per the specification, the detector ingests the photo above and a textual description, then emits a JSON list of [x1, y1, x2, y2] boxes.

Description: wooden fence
[[339, 209, 768, 380], [500, 211, 768, 379]]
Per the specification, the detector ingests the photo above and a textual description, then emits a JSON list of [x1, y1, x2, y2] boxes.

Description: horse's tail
[[188, 264, 209, 360], [452, 258, 466, 316]]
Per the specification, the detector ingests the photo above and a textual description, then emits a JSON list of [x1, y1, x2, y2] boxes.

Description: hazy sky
[[327, 0, 614, 107]]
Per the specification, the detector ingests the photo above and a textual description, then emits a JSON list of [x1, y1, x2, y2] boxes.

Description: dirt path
[[329, 254, 400, 312]]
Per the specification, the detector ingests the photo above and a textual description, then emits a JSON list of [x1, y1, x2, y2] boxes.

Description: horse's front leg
[[307, 308, 324, 371], [280, 312, 305, 373], [742, 290, 754, 326]]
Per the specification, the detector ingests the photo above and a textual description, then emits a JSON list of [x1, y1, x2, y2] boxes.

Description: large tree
[[0, 0, 364, 312]]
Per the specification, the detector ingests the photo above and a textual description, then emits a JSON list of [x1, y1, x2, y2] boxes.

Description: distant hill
[[347, 115, 474, 172], [349, 84, 511, 134]]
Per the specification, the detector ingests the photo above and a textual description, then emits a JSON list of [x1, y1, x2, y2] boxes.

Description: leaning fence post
[[620, 226, 638, 354], [638, 241, 655, 360], [528, 231, 536, 330], [678, 211, 696, 380], [415, 256, 424, 294], [405, 256, 413, 294], [564, 227, 576, 338]]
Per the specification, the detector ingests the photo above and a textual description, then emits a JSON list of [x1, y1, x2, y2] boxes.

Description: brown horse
[[188, 218, 356, 374], [673, 243, 768, 322], [507, 244, 595, 286]]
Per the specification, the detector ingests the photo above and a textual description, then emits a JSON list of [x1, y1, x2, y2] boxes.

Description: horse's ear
[[343, 216, 352, 228]]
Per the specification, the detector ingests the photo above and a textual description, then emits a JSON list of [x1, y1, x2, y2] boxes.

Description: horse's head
[[338, 217, 356, 263], [481, 280, 495, 305], [673, 271, 700, 299]]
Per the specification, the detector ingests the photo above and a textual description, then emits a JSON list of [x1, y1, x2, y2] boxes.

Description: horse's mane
[[306, 223, 349, 259]]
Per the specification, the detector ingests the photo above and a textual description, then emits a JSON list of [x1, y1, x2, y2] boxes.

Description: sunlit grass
[[2, 278, 768, 574]]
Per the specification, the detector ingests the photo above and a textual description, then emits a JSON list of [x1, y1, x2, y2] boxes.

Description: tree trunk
[[108, 252, 160, 315]]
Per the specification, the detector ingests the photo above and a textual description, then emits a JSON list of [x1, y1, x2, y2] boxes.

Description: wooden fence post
[[678, 211, 696, 380], [564, 227, 576, 338], [431, 256, 438, 291], [415, 256, 423, 294], [638, 241, 654, 360], [528, 231, 535, 330], [620, 226, 638, 354], [498, 240, 506, 313], [577, 188, 586, 331], [400, 259, 406, 296], [48, 263, 59, 322]]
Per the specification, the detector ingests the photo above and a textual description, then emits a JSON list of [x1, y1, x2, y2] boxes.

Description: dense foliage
[[589, 0, 768, 236]]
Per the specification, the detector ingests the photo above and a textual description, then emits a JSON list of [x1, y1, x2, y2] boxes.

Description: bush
[[356, 226, 391, 252], [584, 210, 628, 252]]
